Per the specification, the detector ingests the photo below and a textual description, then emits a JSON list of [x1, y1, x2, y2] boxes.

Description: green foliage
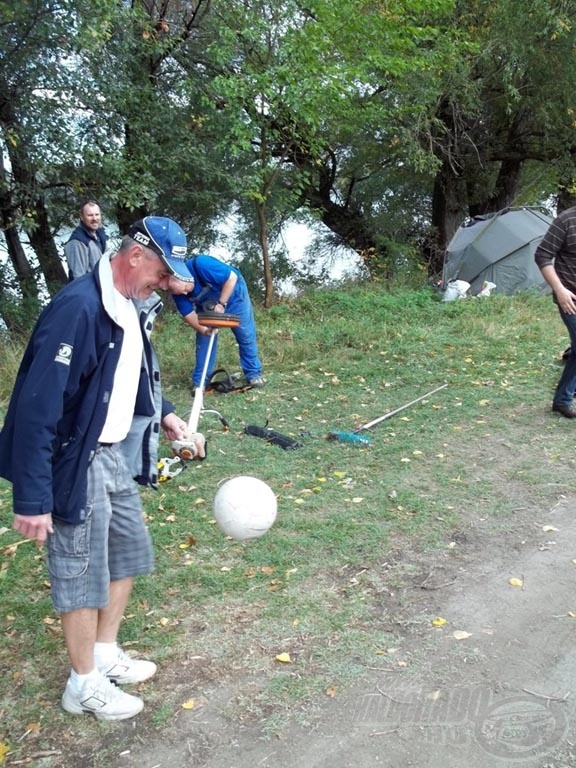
[[0, 297, 42, 345], [3, 0, 576, 312], [194, 0, 461, 284], [429, 0, 576, 206]]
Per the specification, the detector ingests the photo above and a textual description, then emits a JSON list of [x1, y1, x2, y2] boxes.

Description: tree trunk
[[255, 199, 274, 307], [1, 106, 67, 295], [116, 202, 148, 235], [0, 275, 23, 334], [0, 226, 42, 333], [469, 157, 522, 217], [0, 150, 40, 308], [304, 160, 391, 279], [2, 225, 38, 294], [317, 198, 369, 250], [27, 197, 67, 294], [426, 161, 469, 276]]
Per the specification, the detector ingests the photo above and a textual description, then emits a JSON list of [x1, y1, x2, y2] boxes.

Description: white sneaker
[[61, 673, 144, 720], [98, 647, 157, 685]]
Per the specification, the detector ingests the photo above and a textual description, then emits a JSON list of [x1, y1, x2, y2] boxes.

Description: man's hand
[[163, 413, 206, 460], [161, 412, 189, 442], [182, 310, 213, 336], [13, 513, 53, 547], [556, 285, 576, 315], [540, 265, 576, 314], [172, 432, 206, 460]]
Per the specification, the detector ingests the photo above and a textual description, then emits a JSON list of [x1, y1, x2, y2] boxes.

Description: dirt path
[[112, 496, 576, 768]]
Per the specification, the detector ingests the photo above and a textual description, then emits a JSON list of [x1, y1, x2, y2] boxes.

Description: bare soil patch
[[99, 493, 576, 768]]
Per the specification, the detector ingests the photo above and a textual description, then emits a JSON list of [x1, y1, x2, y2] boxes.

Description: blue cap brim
[[160, 254, 194, 282]]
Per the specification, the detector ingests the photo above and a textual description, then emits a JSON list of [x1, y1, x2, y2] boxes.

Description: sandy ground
[[110, 496, 576, 768]]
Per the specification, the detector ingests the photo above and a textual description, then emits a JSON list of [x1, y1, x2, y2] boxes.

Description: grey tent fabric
[[442, 207, 553, 295]]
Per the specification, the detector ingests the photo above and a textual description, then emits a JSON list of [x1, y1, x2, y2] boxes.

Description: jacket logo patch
[[55, 343, 73, 365]]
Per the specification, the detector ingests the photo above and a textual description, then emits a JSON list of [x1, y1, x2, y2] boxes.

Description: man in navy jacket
[[0, 216, 203, 720]]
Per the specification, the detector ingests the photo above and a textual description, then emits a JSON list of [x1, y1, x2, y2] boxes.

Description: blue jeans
[[554, 307, 576, 405], [192, 277, 263, 387]]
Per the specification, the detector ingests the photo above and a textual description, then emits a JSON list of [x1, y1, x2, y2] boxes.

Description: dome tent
[[442, 207, 553, 296]]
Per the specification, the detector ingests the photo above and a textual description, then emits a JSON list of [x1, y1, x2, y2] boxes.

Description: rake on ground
[[328, 382, 449, 446]]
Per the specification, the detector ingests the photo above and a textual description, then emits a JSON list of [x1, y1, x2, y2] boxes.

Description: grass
[[0, 285, 574, 766]]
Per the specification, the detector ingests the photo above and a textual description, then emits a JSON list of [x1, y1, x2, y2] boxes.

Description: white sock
[[94, 641, 119, 667], [69, 667, 100, 692]]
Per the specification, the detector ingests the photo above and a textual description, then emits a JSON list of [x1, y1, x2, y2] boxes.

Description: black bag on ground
[[206, 368, 253, 394], [244, 422, 303, 450]]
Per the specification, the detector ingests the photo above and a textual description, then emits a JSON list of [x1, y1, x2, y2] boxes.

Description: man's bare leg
[[61, 577, 133, 672], [96, 577, 133, 643], [61, 608, 98, 674]]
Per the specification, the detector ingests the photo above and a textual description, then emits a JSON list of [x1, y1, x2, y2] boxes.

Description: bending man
[[172, 253, 264, 389]]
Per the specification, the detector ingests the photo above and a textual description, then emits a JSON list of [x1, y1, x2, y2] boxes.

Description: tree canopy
[[1, 0, 575, 327]]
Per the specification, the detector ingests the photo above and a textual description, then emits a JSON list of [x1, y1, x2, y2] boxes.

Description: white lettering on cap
[[133, 232, 151, 246]]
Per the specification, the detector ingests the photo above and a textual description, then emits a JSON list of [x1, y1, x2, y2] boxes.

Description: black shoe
[[552, 403, 576, 419]]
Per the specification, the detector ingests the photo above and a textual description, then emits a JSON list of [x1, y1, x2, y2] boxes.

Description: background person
[[0, 216, 202, 721], [535, 205, 576, 418], [172, 254, 264, 389], [64, 200, 109, 280]]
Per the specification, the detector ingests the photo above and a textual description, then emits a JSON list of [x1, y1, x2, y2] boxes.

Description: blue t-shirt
[[172, 255, 240, 316]]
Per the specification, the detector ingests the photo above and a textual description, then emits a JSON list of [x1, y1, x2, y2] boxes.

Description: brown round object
[[197, 311, 240, 328]]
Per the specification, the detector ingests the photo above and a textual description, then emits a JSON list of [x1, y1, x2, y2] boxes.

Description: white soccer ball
[[213, 476, 277, 540]]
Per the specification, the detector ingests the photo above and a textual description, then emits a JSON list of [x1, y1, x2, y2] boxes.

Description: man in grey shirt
[[64, 200, 109, 280], [535, 205, 576, 418]]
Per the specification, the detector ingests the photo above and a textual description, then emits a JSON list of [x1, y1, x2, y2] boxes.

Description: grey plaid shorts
[[47, 443, 154, 613]]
